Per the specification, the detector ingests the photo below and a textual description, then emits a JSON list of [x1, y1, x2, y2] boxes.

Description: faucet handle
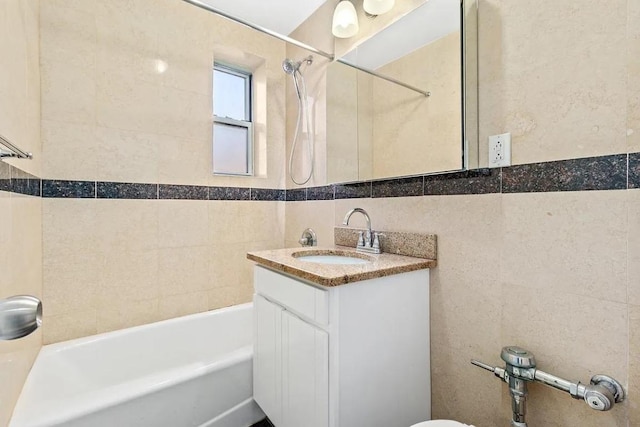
[[372, 232, 386, 250], [299, 228, 317, 247], [357, 231, 365, 247]]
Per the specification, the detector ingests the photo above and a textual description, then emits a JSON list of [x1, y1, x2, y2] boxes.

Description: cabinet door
[[254, 294, 283, 426], [282, 310, 329, 427]]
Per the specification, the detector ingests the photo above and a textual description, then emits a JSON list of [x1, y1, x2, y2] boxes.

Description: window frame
[[212, 62, 254, 176]]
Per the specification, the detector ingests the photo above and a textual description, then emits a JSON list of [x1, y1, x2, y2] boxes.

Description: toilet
[[411, 421, 475, 427]]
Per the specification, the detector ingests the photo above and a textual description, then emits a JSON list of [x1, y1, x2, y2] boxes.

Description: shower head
[[282, 55, 314, 74]]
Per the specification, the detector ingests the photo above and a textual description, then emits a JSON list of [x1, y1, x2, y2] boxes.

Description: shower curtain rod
[[337, 59, 431, 97], [181, 0, 335, 61], [0, 134, 33, 159], [180, 0, 430, 97]]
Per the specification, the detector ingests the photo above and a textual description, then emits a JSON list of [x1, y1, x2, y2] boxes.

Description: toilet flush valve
[[472, 346, 625, 427]]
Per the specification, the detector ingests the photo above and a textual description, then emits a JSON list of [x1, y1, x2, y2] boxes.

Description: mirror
[[185, 0, 478, 185], [326, 0, 478, 183]]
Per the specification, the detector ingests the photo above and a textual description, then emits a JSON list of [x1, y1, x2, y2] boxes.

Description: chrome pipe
[[0, 295, 42, 340], [0, 134, 33, 159], [534, 370, 574, 394], [180, 0, 335, 61], [336, 59, 431, 97]]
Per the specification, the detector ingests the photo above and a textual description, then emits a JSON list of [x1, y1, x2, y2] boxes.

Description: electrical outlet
[[489, 133, 511, 168]]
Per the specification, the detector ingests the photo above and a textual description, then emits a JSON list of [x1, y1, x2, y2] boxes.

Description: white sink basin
[[298, 255, 369, 265], [294, 251, 372, 265]]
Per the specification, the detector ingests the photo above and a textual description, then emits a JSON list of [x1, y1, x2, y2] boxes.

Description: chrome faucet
[[342, 208, 383, 254], [472, 346, 625, 427]]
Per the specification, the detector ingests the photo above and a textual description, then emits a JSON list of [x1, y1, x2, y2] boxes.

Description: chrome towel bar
[[0, 134, 33, 160]]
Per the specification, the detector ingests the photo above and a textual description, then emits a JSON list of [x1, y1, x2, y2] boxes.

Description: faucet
[[472, 346, 625, 427], [342, 208, 383, 254]]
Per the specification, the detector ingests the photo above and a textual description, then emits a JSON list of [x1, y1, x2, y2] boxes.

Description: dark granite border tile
[[43, 180, 95, 198], [372, 176, 423, 198], [0, 162, 11, 192], [629, 153, 640, 189], [335, 182, 371, 199], [307, 185, 335, 201], [502, 154, 627, 193], [209, 186, 251, 201], [251, 188, 285, 201], [159, 184, 208, 200], [285, 188, 307, 202], [424, 168, 500, 196], [10, 168, 41, 196], [97, 182, 157, 199]]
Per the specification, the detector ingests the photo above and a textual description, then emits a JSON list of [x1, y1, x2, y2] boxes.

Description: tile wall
[[0, 0, 42, 424], [39, 0, 287, 343], [284, 0, 640, 426]]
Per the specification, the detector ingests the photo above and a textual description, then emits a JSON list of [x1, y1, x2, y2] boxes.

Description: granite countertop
[[246, 246, 437, 287]]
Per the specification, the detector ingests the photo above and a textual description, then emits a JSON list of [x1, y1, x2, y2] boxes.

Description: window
[[213, 63, 253, 175]]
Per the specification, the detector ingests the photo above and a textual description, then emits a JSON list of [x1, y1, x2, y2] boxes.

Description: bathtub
[[9, 303, 264, 427]]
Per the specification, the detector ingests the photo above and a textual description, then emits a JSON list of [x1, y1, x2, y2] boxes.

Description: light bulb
[[363, 0, 395, 16], [332, 1, 359, 38]]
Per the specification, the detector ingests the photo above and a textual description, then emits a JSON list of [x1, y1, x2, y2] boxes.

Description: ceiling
[[200, 0, 328, 36]]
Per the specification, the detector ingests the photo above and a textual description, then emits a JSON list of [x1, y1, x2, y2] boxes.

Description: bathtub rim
[[42, 302, 253, 355]]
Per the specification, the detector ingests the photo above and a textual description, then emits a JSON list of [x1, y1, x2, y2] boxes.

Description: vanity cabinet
[[252, 265, 430, 427]]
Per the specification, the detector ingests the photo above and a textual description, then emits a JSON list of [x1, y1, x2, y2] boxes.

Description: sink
[[293, 250, 373, 265]]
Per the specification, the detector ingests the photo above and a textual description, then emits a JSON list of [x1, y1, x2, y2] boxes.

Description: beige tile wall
[[371, 32, 462, 178], [0, 193, 42, 426], [33, 2, 640, 427], [281, 189, 637, 426], [284, 0, 640, 425], [0, 0, 43, 424], [42, 198, 284, 343], [40, 0, 288, 343], [40, 0, 286, 187]]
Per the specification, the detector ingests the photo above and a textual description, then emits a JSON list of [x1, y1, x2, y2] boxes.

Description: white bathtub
[[9, 303, 264, 427]]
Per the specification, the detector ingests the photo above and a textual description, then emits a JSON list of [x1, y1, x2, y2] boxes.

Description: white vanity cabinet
[[252, 265, 431, 427]]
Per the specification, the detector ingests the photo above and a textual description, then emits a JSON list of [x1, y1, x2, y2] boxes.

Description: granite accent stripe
[[97, 182, 157, 199], [0, 163, 11, 192], [629, 153, 640, 189], [285, 188, 307, 202], [43, 180, 95, 198], [424, 169, 500, 196], [307, 185, 335, 201], [159, 184, 208, 200], [372, 176, 423, 198], [502, 154, 627, 193], [209, 186, 250, 200], [251, 188, 285, 201], [6, 152, 640, 200], [335, 182, 371, 199], [11, 174, 41, 197]]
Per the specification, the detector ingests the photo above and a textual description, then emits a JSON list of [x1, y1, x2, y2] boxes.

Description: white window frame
[[213, 62, 254, 176]]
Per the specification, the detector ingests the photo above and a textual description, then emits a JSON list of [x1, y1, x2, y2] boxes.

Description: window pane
[[213, 69, 248, 121], [213, 123, 249, 175]]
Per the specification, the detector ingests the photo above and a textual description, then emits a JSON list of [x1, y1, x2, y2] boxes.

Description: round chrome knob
[[584, 387, 613, 411], [501, 346, 537, 368]]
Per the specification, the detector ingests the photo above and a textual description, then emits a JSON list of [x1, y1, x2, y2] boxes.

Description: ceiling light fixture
[[363, 0, 395, 16], [332, 0, 359, 38]]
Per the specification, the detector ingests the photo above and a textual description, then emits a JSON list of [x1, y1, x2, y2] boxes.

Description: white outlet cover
[[489, 133, 511, 168]]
